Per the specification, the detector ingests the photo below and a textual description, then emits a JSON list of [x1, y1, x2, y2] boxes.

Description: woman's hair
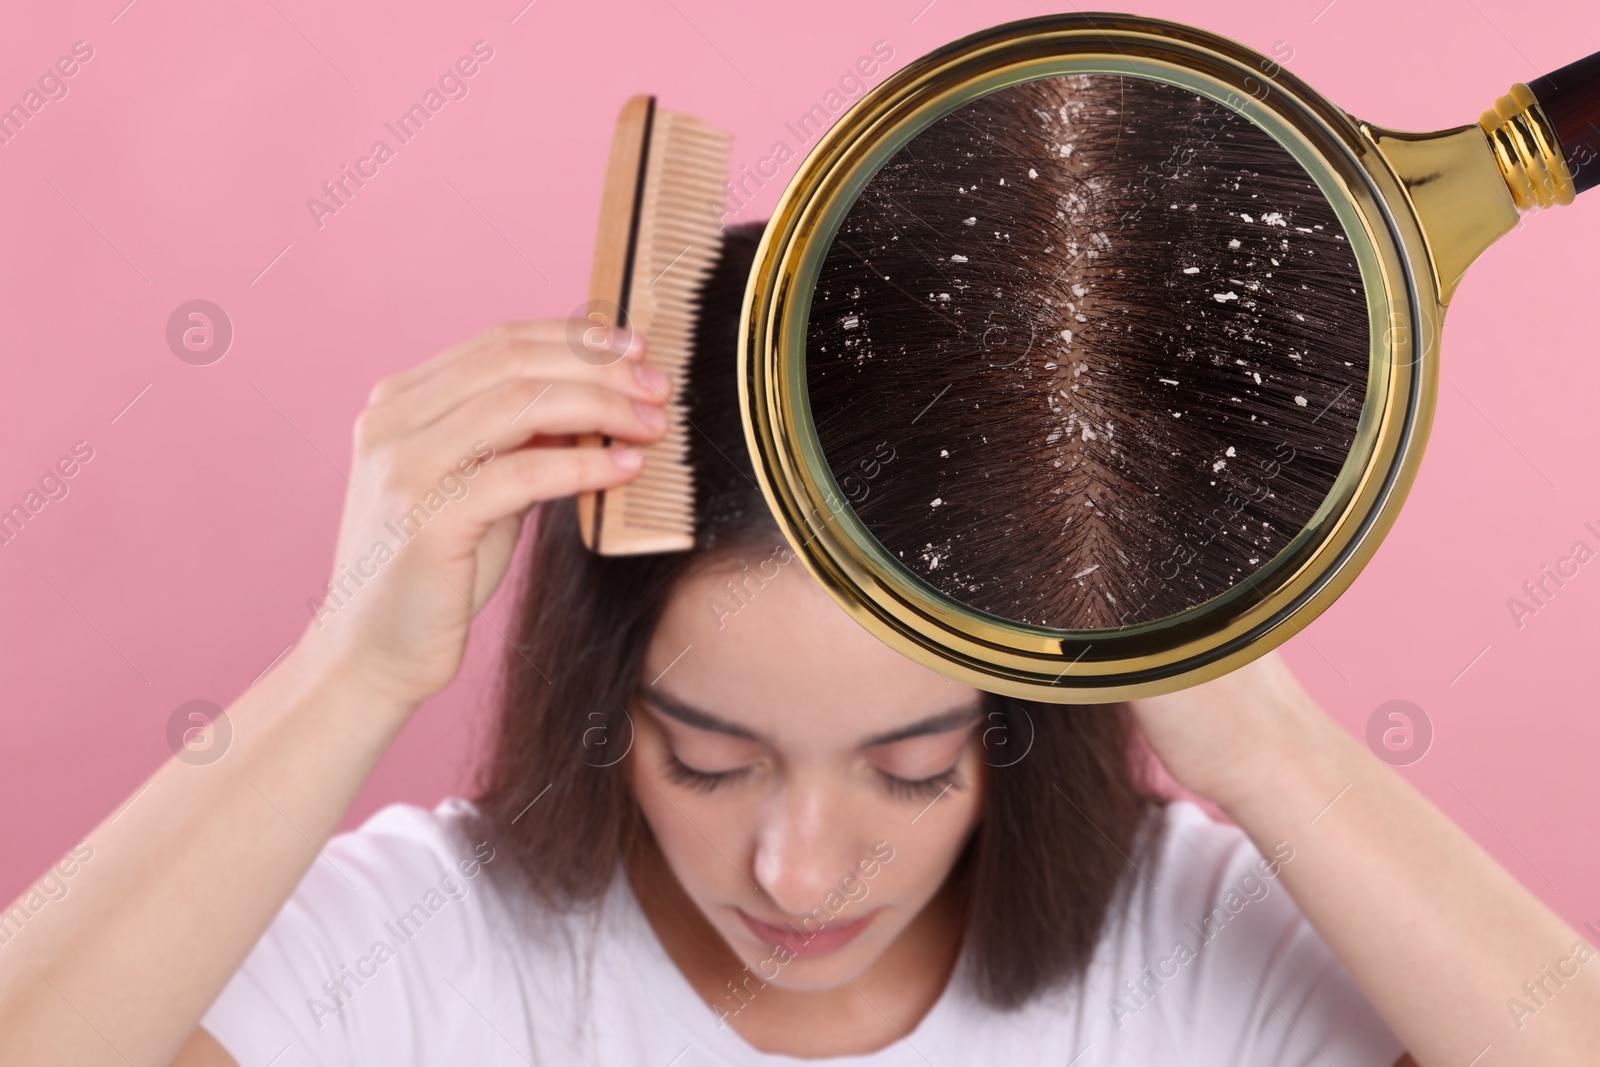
[[468, 216, 1167, 1010]]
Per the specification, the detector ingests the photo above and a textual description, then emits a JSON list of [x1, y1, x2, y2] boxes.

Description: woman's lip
[[737, 907, 878, 958]]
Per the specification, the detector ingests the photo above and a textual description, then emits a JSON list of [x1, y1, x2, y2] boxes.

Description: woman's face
[[626, 544, 987, 992]]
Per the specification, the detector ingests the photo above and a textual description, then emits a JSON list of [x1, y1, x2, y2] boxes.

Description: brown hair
[[468, 217, 1167, 1010]]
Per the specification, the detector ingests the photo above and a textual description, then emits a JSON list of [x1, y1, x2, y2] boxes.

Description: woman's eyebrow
[[859, 703, 984, 747], [639, 689, 765, 741], [637, 688, 984, 748]]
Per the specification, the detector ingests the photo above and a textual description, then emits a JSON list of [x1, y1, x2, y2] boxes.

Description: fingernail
[[611, 446, 643, 469], [634, 401, 665, 429], [609, 328, 642, 356], [635, 364, 670, 395]]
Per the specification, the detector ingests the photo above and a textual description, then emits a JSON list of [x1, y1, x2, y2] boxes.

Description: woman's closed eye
[[658, 750, 750, 793], [658, 750, 963, 801], [877, 763, 962, 801]]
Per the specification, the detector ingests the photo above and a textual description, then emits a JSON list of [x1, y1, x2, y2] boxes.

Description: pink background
[[1, 0, 1596, 937]]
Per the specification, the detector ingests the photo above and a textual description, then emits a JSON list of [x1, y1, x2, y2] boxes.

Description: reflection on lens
[[806, 72, 1369, 630]]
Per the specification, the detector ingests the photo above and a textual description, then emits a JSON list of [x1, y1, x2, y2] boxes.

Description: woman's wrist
[[266, 627, 427, 737], [1204, 690, 1364, 824]]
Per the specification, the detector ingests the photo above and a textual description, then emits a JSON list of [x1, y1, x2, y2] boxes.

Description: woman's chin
[[731, 949, 876, 992], [721, 919, 898, 992]]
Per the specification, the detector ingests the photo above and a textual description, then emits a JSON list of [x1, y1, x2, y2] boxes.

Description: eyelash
[[659, 751, 960, 801], [660, 752, 747, 794], [881, 766, 961, 802]]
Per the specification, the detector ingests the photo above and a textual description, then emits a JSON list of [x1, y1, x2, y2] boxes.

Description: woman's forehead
[[644, 554, 981, 744]]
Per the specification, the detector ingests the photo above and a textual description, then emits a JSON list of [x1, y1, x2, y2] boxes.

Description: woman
[[0, 221, 1593, 1067]]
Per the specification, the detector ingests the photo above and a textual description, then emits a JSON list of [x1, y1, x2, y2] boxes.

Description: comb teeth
[[586, 103, 732, 554]]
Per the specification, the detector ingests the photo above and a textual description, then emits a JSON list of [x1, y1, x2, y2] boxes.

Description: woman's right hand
[[0, 319, 671, 1067], [294, 319, 668, 707]]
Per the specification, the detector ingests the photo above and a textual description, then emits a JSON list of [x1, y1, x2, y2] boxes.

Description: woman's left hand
[[1123, 648, 1331, 808], [1125, 648, 1600, 1067]]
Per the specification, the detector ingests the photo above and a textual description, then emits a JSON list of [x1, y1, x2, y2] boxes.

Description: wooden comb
[[577, 95, 732, 555]]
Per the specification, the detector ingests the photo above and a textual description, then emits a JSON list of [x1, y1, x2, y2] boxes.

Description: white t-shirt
[[201, 797, 1406, 1067]]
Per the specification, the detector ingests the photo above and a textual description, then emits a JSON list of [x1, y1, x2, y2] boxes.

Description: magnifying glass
[[738, 12, 1599, 702]]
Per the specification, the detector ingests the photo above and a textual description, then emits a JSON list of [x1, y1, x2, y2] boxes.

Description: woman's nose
[[751, 785, 857, 919]]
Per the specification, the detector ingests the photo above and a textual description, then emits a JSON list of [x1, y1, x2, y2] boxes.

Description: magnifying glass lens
[[807, 72, 1371, 630]]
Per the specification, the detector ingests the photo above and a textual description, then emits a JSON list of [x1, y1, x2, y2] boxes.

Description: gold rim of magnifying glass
[[739, 12, 1445, 703]]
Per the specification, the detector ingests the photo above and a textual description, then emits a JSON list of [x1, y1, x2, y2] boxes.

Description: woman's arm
[[1129, 652, 1600, 1067], [0, 635, 415, 1067], [0, 321, 667, 1067]]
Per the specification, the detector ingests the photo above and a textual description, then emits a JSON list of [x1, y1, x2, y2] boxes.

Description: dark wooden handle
[[1528, 49, 1600, 194]]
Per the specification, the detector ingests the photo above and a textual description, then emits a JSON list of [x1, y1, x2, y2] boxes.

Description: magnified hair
[[806, 72, 1370, 630]]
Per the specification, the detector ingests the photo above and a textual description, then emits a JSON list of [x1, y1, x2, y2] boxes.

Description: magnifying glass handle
[[1527, 49, 1600, 196], [1479, 48, 1600, 209]]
